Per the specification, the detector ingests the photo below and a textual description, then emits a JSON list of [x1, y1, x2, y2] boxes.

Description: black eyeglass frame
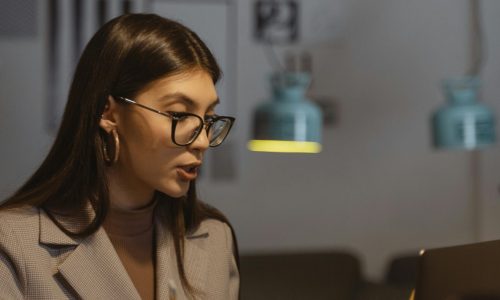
[[115, 96, 235, 147]]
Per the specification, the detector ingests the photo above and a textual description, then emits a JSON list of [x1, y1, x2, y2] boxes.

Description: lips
[[176, 162, 201, 181]]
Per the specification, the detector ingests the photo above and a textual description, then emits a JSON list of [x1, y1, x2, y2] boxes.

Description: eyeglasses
[[116, 96, 235, 147]]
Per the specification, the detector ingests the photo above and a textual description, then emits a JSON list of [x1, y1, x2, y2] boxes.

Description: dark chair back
[[240, 251, 362, 300]]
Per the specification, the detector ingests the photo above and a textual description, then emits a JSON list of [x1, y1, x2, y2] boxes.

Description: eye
[[165, 110, 185, 114], [205, 114, 218, 122], [167, 111, 193, 121]]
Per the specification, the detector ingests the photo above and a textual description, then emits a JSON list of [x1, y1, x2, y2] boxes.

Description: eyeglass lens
[[208, 119, 231, 146], [174, 115, 231, 146]]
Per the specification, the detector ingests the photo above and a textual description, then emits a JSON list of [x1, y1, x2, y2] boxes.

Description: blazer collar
[[57, 226, 142, 299], [39, 206, 210, 300], [39, 208, 141, 299], [39, 208, 79, 246]]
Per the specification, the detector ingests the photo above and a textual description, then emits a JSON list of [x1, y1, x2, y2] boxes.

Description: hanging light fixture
[[432, 76, 495, 149], [431, 0, 495, 150], [248, 71, 322, 153]]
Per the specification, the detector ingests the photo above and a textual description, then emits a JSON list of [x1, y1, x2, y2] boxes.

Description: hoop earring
[[103, 129, 119, 164]]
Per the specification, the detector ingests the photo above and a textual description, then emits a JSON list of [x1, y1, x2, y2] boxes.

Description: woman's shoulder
[[193, 218, 235, 253], [0, 205, 39, 227], [193, 202, 235, 245], [198, 218, 232, 237], [0, 205, 40, 242], [198, 218, 230, 231], [0, 206, 42, 269]]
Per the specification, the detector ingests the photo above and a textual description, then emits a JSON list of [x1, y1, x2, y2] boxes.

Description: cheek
[[134, 134, 186, 181], [121, 114, 170, 154], [125, 133, 178, 175], [120, 116, 179, 175]]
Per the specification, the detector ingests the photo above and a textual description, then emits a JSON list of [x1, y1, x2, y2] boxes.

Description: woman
[[0, 14, 239, 299]]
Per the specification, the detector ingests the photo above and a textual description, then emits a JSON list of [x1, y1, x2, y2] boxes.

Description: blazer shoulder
[[197, 218, 235, 252], [0, 206, 40, 248], [198, 218, 232, 237], [0, 206, 39, 228], [199, 218, 229, 231], [0, 206, 40, 297]]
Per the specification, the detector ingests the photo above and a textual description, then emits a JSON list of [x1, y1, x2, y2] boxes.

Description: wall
[[1, 0, 500, 280], [198, 0, 500, 280], [0, 2, 53, 200]]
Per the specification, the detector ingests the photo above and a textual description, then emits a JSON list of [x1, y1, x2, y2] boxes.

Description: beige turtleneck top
[[103, 199, 157, 300]]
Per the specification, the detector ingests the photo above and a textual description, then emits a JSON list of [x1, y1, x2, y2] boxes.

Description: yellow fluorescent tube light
[[247, 140, 322, 153]]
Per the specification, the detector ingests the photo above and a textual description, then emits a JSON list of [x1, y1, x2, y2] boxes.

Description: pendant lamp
[[248, 72, 322, 153], [432, 76, 495, 150]]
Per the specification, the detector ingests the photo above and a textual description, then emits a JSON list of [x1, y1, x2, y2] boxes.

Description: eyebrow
[[158, 92, 220, 110]]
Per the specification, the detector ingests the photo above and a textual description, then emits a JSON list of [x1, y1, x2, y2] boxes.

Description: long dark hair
[[1, 13, 239, 296]]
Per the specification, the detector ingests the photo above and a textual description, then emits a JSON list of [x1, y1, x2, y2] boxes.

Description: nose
[[188, 127, 210, 152]]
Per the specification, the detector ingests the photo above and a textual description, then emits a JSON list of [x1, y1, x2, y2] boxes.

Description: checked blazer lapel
[[39, 209, 141, 300], [57, 227, 142, 299]]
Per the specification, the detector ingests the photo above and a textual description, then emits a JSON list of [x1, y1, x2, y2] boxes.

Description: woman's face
[[102, 70, 219, 201]]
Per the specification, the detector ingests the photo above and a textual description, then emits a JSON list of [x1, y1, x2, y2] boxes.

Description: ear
[[99, 95, 119, 133]]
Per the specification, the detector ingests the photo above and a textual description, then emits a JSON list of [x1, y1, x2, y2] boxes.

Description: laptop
[[415, 239, 500, 300]]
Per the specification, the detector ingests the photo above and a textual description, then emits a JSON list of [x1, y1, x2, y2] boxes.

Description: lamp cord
[[264, 43, 285, 72], [467, 0, 486, 76]]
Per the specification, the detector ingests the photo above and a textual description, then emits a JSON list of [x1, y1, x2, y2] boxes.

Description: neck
[[103, 196, 157, 236], [106, 166, 155, 210]]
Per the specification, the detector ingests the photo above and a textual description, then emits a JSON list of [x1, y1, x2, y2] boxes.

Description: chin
[[159, 182, 189, 198]]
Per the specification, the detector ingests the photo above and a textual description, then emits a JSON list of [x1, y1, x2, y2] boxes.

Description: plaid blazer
[[0, 205, 239, 299]]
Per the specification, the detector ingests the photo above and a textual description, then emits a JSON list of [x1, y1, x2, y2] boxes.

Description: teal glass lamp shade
[[248, 72, 323, 153], [432, 76, 496, 150]]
